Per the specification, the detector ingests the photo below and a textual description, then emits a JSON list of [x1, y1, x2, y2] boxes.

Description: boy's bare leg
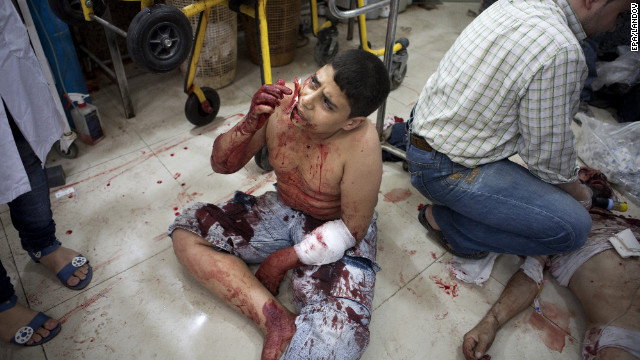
[[172, 229, 297, 360]]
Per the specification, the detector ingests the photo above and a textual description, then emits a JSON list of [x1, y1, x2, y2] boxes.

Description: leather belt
[[409, 133, 434, 152]]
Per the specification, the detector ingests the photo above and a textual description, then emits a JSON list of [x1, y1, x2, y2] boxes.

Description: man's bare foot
[[38, 246, 89, 287], [0, 299, 59, 345], [425, 205, 441, 231], [261, 300, 297, 360]]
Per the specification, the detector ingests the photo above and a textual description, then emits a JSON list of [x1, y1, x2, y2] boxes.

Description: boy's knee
[[171, 229, 209, 258]]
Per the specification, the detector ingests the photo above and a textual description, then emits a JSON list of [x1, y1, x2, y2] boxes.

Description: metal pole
[[100, 7, 135, 118], [376, 0, 400, 136], [89, 13, 128, 37]]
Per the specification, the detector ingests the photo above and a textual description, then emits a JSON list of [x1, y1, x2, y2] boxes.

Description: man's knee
[[551, 210, 591, 253]]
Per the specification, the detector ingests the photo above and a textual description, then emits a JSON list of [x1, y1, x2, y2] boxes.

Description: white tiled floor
[[1, 2, 639, 359]]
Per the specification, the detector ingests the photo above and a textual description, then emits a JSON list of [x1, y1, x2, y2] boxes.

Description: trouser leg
[[6, 108, 57, 254]]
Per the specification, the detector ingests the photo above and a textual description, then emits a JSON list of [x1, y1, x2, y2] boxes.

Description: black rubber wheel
[[254, 146, 273, 171], [54, 140, 78, 159], [184, 87, 220, 127], [127, 4, 193, 73], [47, 0, 106, 25], [389, 51, 408, 91], [314, 27, 339, 66]]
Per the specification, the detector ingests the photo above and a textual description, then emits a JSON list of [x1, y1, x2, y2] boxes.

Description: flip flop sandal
[[0, 295, 61, 346], [418, 205, 489, 260], [28, 240, 93, 290]]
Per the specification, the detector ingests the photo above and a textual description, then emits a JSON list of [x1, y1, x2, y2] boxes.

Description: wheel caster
[[47, 0, 106, 25], [54, 140, 78, 159], [184, 87, 220, 126], [314, 26, 339, 66], [127, 4, 193, 73], [389, 38, 409, 91], [254, 146, 273, 171]]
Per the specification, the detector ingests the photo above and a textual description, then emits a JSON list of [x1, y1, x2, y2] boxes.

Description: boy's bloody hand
[[243, 79, 292, 133], [255, 247, 302, 296]]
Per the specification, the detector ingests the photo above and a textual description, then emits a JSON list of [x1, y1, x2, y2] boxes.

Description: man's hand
[[255, 247, 302, 296], [555, 180, 593, 210], [240, 79, 292, 134], [462, 313, 498, 360]]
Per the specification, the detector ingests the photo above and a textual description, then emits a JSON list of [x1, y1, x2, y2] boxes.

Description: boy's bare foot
[[38, 246, 90, 288], [261, 300, 297, 360], [0, 298, 60, 345]]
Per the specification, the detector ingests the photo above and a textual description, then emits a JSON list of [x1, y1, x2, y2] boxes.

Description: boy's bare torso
[[264, 84, 373, 220]]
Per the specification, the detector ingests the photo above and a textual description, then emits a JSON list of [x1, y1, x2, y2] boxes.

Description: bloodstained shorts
[[168, 191, 380, 360]]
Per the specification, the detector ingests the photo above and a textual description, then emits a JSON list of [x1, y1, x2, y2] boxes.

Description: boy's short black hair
[[329, 49, 391, 118]]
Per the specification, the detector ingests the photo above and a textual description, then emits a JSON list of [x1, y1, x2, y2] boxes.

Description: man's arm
[[462, 269, 539, 360], [555, 179, 593, 210], [210, 79, 291, 174], [517, 46, 585, 186]]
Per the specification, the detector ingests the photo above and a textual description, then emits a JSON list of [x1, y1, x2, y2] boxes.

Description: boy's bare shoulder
[[348, 119, 382, 151]]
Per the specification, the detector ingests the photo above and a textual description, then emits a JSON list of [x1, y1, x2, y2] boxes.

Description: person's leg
[[6, 113, 89, 287], [283, 255, 376, 359], [0, 260, 14, 304], [281, 217, 378, 359], [406, 142, 591, 256], [0, 260, 60, 345], [172, 229, 296, 359], [170, 193, 299, 359]]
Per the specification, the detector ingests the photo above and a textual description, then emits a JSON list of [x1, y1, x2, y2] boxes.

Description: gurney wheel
[[184, 87, 220, 127], [47, 0, 106, 25], [54, 141, 78, 159], [254, 146, 273, 171], [313, 26, 339, 66], [127, 4, 193, 73], [389, 51, 408, 91]]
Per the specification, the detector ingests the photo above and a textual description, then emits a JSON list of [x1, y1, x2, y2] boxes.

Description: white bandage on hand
[[520, 256, 545, 285], [294, 219, 356, 265]]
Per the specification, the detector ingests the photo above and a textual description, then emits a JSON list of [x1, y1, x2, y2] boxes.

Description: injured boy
[[169, 49, 390, 360]]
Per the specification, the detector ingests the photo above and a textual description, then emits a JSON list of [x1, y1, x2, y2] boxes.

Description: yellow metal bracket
[[256, 0, 272, 84], [356, 0, 403, 55], [79, 0, 94, 21]]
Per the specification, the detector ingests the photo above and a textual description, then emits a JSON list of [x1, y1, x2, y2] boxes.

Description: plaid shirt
[[411, 0, 587, 184]]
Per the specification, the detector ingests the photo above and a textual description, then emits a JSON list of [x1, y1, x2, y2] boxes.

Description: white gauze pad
[[520, 256, 544, 285], [294, 219, 356, 265]]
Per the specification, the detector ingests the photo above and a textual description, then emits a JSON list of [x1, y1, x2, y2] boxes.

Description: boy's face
[[291, 65, 354, 136]]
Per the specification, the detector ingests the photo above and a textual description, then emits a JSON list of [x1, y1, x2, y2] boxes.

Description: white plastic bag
[[575, 112, 640, 205], [592, 46, 640, 92]]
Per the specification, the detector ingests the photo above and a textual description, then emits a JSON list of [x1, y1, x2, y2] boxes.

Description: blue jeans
[[1, 112, 58, 303], [405, 123, 590, 256]]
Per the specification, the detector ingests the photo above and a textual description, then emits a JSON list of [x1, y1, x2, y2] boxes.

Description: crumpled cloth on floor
[[446, 253, 500, 285]]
